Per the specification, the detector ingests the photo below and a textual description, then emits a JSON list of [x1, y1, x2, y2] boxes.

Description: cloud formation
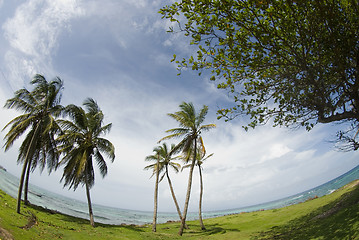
[[2, 0, 83, 89]]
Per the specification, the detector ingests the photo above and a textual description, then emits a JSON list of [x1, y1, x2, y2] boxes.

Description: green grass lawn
[[1, 181, 359, 240]]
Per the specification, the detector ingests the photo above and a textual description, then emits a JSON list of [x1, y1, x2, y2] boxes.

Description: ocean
[[1, 165, 359, 225]]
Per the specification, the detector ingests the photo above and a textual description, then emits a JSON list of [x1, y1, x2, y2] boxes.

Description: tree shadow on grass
[[253, 182, 359, 240], [185, 223, 241, 236], [95, 222, 146, 232]]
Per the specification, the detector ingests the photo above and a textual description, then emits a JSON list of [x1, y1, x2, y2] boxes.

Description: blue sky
[[0, 0, 358, 213]]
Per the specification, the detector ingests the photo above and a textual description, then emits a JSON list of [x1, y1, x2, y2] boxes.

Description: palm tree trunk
[[198, 165, 206, 230], [85, 177, 95, 227], [16, 159, 28, 213], [17, 124, 40, 213], [152, 155, 160, 232], [24, 160, 31, 206], [178, 139, 197, 236], [166, 166, 188, 229]]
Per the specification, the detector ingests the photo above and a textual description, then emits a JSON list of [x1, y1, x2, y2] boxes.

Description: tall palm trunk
[[24, 160, 32, 206], [178, 138, 197, 236], [17, 124, 40, 213], [165, 166, 188, 229], [17, 159, 29, 213], [85, 176, 95, 227], [152, 155, 160, 232], [198, 165, 206, 230]]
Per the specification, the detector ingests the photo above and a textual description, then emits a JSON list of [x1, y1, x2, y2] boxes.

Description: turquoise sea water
[[1, 165, 359, 225]]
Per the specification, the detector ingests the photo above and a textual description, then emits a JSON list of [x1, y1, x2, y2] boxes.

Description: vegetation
[[2, 75, 116, 229], [56, 98, 115, 227], [2, 74, 64, 213], [144, 143, 182, 232], [159, 102, 216, 235], [0, 180, 358, 240], [160, 0, 359, 146]]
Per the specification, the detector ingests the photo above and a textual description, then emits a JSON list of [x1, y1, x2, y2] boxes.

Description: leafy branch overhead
[[160, 0, 359, 136]]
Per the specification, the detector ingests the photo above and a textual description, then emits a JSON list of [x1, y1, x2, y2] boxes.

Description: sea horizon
[[1, 164, 359, 225]]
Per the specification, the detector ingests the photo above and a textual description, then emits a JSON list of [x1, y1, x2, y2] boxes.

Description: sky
[[0, 0, 358, 213]]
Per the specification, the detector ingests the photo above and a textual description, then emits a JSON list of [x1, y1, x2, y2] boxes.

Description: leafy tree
[[160, 0, 359, 146], [182, 142, 213, 230], [144, 143, 185, 232], [57, 98, 115, 227], [159, 102, 216, 235], [2, 74, 63, 213]]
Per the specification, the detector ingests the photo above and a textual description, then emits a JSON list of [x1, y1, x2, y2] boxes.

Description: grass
[[0, 181, 359, 239]]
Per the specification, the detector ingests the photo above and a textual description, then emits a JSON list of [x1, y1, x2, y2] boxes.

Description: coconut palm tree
[[57, 98, 115, 227], [144, 143, 184, 232], [2, 74, 64, 213], [159, 102, 216, 236], [182, 142, 213, 230], [145, 147, 161, 232]]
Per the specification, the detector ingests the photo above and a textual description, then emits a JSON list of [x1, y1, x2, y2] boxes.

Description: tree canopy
[[160, 0, 359, 147], [57, 98, 115, 191]]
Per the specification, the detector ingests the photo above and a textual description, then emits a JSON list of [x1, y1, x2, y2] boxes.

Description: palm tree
[[145, 146, 161, 232], [182, 142, 213, 230], [57, 98, 115, 227], [159, 102, 216, 236], [144, 143, 184, 232], [2, 74, 63, 213]]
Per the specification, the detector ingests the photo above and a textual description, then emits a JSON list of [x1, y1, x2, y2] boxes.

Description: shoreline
[[0, 179, 359, 240], [1, 164, 359, 225], [1, 179, 359, 240]]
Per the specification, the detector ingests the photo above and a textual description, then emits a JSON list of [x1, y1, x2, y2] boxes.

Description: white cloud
[[192, 123, 359, 210], [2, 0, 84, 88], [3, 0, 83, 57], [260, 143, 292, 162]]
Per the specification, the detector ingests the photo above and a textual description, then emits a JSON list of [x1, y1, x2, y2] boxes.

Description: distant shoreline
[[1, 164, 359, 225], [1, 179, 359, 240]]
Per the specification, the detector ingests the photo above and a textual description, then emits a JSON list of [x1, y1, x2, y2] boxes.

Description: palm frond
[[165, 127, 189, 135], [4, 95, 35, 113], [99, 123, 112, 135], [30, 74, 47, 86], [63, 104, 87, 129], [83, 98, 100, 115], [144, 163, 156, 171], [198, 153, 214, 166], [57, 119, 81, 132], [3, 116, 34, 150], [157, 134, 177, 143], [181, 163, 191, 171], [2, 113, 31, 131], [94, 150, 108, 177], [145, 154, 159, 162], [199, 123, 216, 132], [169, 162, 181, 173], [96, 138, 115, 162], [167, 112, 188, 128], [179, 102, 196, 120], [196, 105, 209, 126], [159, 172, 166, 183]]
